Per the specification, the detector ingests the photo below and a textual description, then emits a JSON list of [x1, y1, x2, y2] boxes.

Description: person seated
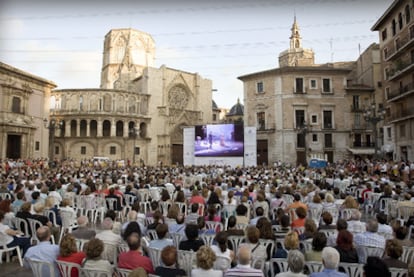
[[241, 226, 267, 261], [118, 232, 155, 274], [155, 245, 186, 277], [393, 225, 414, 247], [235, 204, 249, 225], [291, 207, 307, 229], [179, 224, 204, 252], [0, 210, 31, 256], [305, 232, 327, 262], [191, 245, 223, 277], [81, 238, 113, 275], [205, 205, 221, 223], [211, 231, 234, 271], [274, 231, 300, 258], [96, 217, 122, 263], [225, 215, 244, 237], [276, 250, 307, 277], [57, 234, 86, 277], [274, 214, 291, 239], [346, 209, 366, 234], [382, 239, 408, 269], [250, 207, 265, 225], [309, 247, 347, 277], [185, 203, 200, 224], [334, 230, 358, 263], [301, 219, 317, 240], [319, 212, 336, 230], [363, 256, 391, 277], [148, 223, 174, 250], [71, 216, 96, 240], [224, 245, 264, 277]]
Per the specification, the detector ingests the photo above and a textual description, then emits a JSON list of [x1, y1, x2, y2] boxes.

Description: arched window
[[11, 97, 21, 113], [102, 120, 111, 137], [116, 121, 123, 137], [392, 19, 397, 36], [399, 13, 403, 30]]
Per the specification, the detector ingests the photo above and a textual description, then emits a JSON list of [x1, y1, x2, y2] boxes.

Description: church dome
[[227, 98, 244, 116]]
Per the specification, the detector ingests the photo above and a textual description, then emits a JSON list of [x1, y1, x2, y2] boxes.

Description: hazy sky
[[0, 0, 392, 109]]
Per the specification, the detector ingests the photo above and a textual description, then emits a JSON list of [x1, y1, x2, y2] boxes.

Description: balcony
[[321, 88, 335, 95], [322, 123, 333, 130], [352, 142, 375, 148], [324, 142, 335, 149], [352, 123, 368, 130], [350, 105, 364, 113], [387, 60, 414, 81], [294, 87, 307, 94], [388, 107, 414, 122], [387, 81, 414, 101], [384, 28, 414, 61]]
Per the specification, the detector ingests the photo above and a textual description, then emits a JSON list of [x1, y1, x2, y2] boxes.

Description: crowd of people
[[0, 157, 413, 277]]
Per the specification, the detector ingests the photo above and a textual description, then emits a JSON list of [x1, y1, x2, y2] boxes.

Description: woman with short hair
[[57, 234, 86, 277], [276, 250, 307, 277], [81, 238, 113, 274], [191, 245, 223, 277], [334, 230, 358, 263]]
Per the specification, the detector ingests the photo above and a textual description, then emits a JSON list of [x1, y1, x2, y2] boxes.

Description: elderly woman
[[81, 238, 113, 274], [305, 232, 327, 261], [382, 239, 408, 269], [191, 245, 223, 277], [57, 234, 85, 277], [276, 250, 307, 277]]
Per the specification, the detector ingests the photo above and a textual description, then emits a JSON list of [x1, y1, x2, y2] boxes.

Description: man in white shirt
[[96, 217, 122, 263]]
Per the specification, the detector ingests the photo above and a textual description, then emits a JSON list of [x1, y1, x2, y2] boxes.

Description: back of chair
[[56, 260, 81, 277], [170, 232, 183, 248], [147, 247, 163, 268], [200, 234, 215, 246], [80, 267, 113, 277], [116, 267, 132, 277], [14, 217, 30, 237], [205, 221, 223, 232], [26, 258, 55, 277], [389, 267, 408, 277], [228, 235, 245, 253], [338, 263, 363, 277], [213, 256, 231, 271], [177, 249, 196, 276], [270, 258, 289, 277], [305, 261, 324, 274], [401, 246, 414, 264], [27, 218, 43, 244], [356, 245, 384, 264]]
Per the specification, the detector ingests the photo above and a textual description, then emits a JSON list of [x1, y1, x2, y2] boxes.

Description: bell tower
[[278, 17, 315, 67]]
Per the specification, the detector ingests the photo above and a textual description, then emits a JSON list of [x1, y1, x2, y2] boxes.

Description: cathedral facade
[[50, 28, 212, 165]]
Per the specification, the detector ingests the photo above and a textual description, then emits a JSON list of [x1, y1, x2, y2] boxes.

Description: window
[[324, 133, 333, 148], [110, 146, 116, 155], [323, 110, 333, 129], [392, 19, 396, 36], [55, 146, 59, 155], [297, 133, 305, 148], [295, 110, 305, 128], [295, 78, 304, 93], [312, 134, 318, 142], [213, 114, 217, 121], [387, 127, 392, 140], [383, 48, 388, 59], [352, 95, 360, 110], [81, 146, 86, 155], [382, 29, 387, 41], [310, 79, 317, 89], [322, 78, 331, 93], [257, 112, 265, 130], [311, 115, 317, 124], [400, 124, 406, 137], [11, 97, 21, 113], [399, 13, 403, 30], [35, 141, 40, 151], [257, 81, 264, 93], [134, 147, 140, 155], [406, 5, 411, 23]]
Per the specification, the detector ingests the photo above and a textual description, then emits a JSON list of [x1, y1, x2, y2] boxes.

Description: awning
[[347, 148, 376, 155], [381, 144, 394, 153]]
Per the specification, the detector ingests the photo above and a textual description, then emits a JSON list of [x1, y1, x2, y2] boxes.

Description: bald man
[[24, 226, 60, 276], [224, 245, 264, 277]]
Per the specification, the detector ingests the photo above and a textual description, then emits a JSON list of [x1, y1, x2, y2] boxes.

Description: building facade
[[50, 28, 212, 165], [0, 62, 56, 159], [239, 18, 357, 166], [372, 0, 414, 161]]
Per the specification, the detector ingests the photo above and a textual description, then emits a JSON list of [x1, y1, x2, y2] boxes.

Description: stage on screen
[[194, 124, 244, 157]]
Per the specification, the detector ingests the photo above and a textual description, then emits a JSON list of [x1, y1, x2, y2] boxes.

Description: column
[[76, 119, 81, 137], [123, 121, 129, 138], [97, 120, 103, 137], [86, 119, 90, 137]]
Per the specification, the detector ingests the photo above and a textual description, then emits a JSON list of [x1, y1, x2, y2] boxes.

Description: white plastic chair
[[338, 262, 363, 277], [308, 207, 323, 226], [56, 260, 81, 277], [356, 245, 384, 264], [26, 258, 56, 277], [401, 246, 414, 263], [177, 249, 196, 276], [116, 267, 132, 277], [27, 218, 55, 244], [389, 267, 408, 277], [137, 189, 150, 202], [200, 234, 215, 246], [0, 240, 23, 267], [213, 256, 231, 271], [305, 261, 324, 274], [13, 217, 31, 237], [228, 235, 245, 253], [170, 232, 183, 248], [147, 229, 158, 240], [205, 221, 223, 232], [80, 267, 114, 277], [175, 202, 188, 215], [147, 247, 163, 268], [270, 258, 289, 277], [59, 209, 78, 243]]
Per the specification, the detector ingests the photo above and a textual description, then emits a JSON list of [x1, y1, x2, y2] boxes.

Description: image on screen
[[194, 124, 244, 157]]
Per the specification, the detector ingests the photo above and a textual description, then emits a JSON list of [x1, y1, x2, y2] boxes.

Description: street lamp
[[43, 118, 63, 164], [129, 126, 140, 166], [363, 102, 385, 159]]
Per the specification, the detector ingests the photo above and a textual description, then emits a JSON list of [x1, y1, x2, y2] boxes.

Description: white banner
[[183, 127, 195, 166], [244, 126, 257, 167]]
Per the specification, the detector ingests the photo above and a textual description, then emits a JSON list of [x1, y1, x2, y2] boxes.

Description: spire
[[290, 15, 301, 50]]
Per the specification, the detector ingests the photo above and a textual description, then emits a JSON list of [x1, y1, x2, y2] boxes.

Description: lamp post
[[43, 118, 62, 164], [363, 102, 385, 159]]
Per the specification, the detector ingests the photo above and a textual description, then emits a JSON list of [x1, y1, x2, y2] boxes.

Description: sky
[[0, 0, 393, 109]]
